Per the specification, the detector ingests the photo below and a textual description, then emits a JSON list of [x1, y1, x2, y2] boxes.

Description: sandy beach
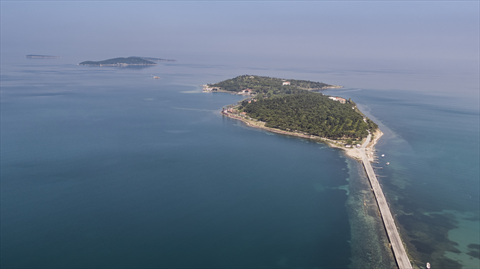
[[326, 129, 383, 162]]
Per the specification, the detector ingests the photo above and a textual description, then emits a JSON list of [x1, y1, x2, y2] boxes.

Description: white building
[[328, 96, 346, 104]]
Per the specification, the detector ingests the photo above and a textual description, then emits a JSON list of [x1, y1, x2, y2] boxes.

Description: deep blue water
[[1, 58, 478, 268], [0, 59, 367, 268]]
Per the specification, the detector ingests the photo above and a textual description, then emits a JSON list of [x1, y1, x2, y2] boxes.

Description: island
[[79, 57, 158, 66], [207, 75, 376, 153], [26, 55, 60, 59], [210, 75, 384, 161], [204, 75, 341, 95]]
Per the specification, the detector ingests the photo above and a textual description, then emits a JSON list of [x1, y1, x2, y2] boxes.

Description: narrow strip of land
[[358, 133, 412, 269]]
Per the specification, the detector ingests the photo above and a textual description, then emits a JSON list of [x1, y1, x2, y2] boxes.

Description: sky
[[1, 1, 478, 62], [1, 1, 479, 95]]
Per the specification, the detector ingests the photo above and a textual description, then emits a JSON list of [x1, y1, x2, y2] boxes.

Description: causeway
[[358, 133, 412, 269]]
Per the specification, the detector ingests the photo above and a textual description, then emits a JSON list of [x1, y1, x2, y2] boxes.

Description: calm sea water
[[1, 57, 478, 268], [336, 89, 480, 268], [0, 58, 392, 268]]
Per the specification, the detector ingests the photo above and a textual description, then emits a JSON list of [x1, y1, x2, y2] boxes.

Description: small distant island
[[26, 55, 60, 59], [79, 56, 169, 66]]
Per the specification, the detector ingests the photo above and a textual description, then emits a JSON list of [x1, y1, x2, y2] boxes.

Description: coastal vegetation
[[215, 75, 377, 140], [79, 57, 157, 66], [209, 75, 340, 97], [241, 92, 374, 139]]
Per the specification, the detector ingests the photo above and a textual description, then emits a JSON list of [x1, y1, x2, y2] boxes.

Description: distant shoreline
[[79, 63, 156, 66], [26, 55, 60, 59]]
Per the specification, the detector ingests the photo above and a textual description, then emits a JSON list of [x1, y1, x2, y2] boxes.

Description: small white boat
[[426, 262, 431, 269], [386, 162, 390, 165], [381, 154, 385, 157]]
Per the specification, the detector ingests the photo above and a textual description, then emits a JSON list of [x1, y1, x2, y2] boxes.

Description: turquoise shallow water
[[337, 89, 480, 268], [1, 57, 478, 268]]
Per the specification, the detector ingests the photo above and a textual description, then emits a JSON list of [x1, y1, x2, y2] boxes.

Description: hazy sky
[[2, 1, 478, 64]]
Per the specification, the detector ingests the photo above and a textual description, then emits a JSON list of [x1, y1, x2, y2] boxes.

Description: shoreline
[[323, 129, 383, 162], [221, 110, 383, 161], [203, 84, 342, 94]]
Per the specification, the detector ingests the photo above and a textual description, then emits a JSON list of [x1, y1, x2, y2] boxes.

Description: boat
[[153, 76, 161, 79], [386, 162, 390, 165], [426, 262, 431, 269], [381, 154, 385, 157]]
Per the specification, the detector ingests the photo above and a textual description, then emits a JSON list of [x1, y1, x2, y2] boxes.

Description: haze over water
[[1, 2, 479, 268]]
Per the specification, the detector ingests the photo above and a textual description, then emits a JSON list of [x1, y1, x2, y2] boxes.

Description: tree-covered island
[[79, 56, 158, 66], [213, 75, 378, 145]]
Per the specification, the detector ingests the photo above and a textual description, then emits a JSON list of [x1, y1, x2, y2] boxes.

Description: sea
[[1, 55, 478, 268]]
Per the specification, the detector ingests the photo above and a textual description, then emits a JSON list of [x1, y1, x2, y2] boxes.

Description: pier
[[358, 133, 412, 269]]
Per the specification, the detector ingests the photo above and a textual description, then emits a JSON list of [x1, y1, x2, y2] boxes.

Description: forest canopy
[[240, 92, 377, 139], [212, 75, 378, 140]]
